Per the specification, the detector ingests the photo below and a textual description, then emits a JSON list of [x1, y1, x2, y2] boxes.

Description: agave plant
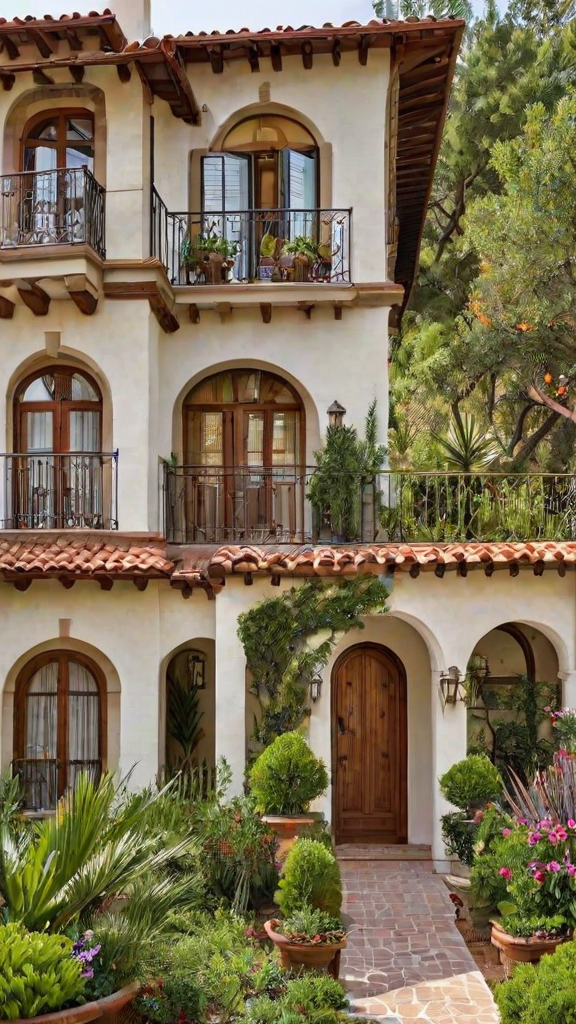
[[0, 772, 193, 932], [506, 755, 576, 826], [434, 413, 501, 473]]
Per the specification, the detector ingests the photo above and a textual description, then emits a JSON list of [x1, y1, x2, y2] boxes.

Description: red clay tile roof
[[0, 533, 172, 580], [169, 542, 576, 581], [0, 10, 126, 52]]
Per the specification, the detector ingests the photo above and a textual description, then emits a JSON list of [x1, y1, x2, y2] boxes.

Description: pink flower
[[534, 870, 546, 884], [547, 861, 561, 873], [473, 809, 484, 824], [499, 868, 511, 880], [568, 864, 576, 877], [529, 832, 542, 845], [501, 828, 512, 837], [568, 820, 576, 829], [556, 828, 568, 841], [549, 832, 559, 845]]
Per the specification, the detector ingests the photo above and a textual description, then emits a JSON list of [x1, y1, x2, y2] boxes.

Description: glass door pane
[[201, 154, 251, 278], [185, 411, 225, 541], [20, 411, 54, 527], [282, 150, 317, 240], [24, 661, 58, 810], [68, 410, 101, 527], [67, 660, 100, 792]]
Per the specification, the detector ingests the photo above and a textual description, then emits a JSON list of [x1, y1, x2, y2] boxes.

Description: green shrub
[[242, 974, 349, 1024], [248, 732, 329, 815], [439, 754, 502, 810], [0, 923, 85, 1020], [282, 906, 344, 942], [470, 826, 533, 909], [276, 838, 342, 917], [495, 936, 576, 1023], [441, 810, 477, 866]]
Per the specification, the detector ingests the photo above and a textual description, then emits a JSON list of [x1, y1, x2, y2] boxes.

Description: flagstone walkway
[[339, 855, 499, 1024]]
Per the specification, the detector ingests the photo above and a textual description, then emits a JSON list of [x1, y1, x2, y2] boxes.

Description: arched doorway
[[181, 367, 304, 542], [13, 651, 105, 810], [332, 643, 407, 844]]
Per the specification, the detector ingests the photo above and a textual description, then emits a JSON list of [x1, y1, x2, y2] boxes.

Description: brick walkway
[[339, 856, 498, 1024]]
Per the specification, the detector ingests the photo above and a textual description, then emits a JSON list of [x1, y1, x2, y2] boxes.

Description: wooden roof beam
[[117, 63, 131, 83], [270, 42, 282, 71], [207, 45, 224, 73], [358, 34, 370, 65], [2, 35, 20, 60], [1, 73, 15, 91], [332, 38, 341, 66], [70, 65, 85, 84], [64, 27, 83, 51], [32, 68, 54, 86], [27, 28, 54, 59], [248, 44, 260, 73], [0, 295, 14, 318], [17, 281, 50, 316], [301, 40, 313, 70]]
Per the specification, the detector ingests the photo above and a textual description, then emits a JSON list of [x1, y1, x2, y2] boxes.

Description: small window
[[22, 110, 94, 173]]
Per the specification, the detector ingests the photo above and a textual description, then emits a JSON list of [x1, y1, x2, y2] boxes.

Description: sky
[[5, 0, 492, 36]]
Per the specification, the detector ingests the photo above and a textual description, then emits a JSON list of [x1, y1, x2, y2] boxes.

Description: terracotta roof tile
[[0, 533, 173, 579], [169, 542, 576, 581]]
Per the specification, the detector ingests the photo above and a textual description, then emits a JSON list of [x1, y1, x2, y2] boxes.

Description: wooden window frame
[[14, 650, 106, 800], [15, 365, 102, 455], [21, 108, 95, 172]]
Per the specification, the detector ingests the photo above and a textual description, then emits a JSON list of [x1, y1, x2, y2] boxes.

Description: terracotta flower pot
[[491, 920, 566, 976], [264, 920, 346, 979], [97, 982, 140, 1024], [12, 983, 139, 1024], [261, 814, 314, 860]]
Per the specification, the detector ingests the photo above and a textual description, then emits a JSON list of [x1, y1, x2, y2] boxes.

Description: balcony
[[0, 167, 106, 258], [162, 466, 576, 545], [12, 758, 102, 812], [0, 452, 118, 530], [151, 189, 351, 288]]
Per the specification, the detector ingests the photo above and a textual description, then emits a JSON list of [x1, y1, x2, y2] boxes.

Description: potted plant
[[258, 233, 282, 281], [279, 236, 319, 282], [440, 754, 503, 877], [264, 907, 346, 978], [491, 914, 568, 974], [248, 732, 329, 858], [182, 233, 240, 284]]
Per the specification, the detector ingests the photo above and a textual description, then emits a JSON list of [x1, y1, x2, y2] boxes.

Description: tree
[[391, 5, 576, 471], [373, 0, 473, 17]]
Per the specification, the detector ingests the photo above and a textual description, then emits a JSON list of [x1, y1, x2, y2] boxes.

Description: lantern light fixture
[[309, 674, 323, 702], [439, 665, 464, 706], [327, 400, 346, 428]]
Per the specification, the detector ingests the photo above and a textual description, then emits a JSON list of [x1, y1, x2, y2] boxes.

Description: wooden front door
[[332, 644, 407, 844]]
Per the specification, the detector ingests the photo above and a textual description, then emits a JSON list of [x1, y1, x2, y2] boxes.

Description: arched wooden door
[[332, 644, 407, 844]]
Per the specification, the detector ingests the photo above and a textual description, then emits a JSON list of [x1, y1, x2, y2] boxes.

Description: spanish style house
[[0, 1, 572, 867]]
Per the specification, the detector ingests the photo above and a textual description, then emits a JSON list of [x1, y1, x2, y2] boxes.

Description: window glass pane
[[71, 373, 98, 401], [26, 662, 58, 759], [187, 411, 223, 464], [67, 118, 93, 142], [25, 146, 58, 173], [25, 412, 53, 453], [21, 375, 55, 402], [66, 146, 93, 172], [28, 119, 58, 141], [237, 372, 261, 403], [69, 410, 100, 452], [187, 372, 233, 404], [259, 375, 297, 404], [272, 411, 299, 465], [68, 661, 99, 762], [245, 412, 264, 466]]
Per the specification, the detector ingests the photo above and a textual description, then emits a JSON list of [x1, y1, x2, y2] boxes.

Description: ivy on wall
[[237, 576, 390, 750]]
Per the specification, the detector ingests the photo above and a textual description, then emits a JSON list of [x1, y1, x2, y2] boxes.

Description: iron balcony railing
[[0, 166, 106, 257], [151, 188, 351, 286], [0, 452, 118, 530], [12, 758, 102, 812], [162, 465, 576, 545]]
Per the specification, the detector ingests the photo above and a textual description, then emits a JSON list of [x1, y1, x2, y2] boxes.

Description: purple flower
[[547, 861, 561, 873], [81, 967, 94, 979]]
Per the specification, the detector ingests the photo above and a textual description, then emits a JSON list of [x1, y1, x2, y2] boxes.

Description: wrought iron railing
[[0, 167, 106, 257], [162, 465, 576, 545], [0, 452, 118, 530], [12, 758, 102, 811], [151, 189, 351, 286]]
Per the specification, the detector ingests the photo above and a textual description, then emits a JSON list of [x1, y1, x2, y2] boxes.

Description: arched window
[[13, 366, 104, 529], [22, 110, 94, 173], [181, 369, 304, 542], [14, 652, 104, 810]]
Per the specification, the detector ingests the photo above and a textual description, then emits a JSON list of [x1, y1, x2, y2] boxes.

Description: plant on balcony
[[308, 399, 387, 542], [258, 232, 283, 281], [279, 236, 331, 282], [237, 575, 389, 749], [181, 232, 241, 284]]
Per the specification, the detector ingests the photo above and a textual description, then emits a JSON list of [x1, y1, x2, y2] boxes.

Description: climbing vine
[[237, 576, 390, 750]]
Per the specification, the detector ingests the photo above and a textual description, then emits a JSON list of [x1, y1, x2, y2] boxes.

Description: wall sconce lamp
[[439, 665, 464, 706], [309, 674, 323, 702], [187, 650, 207, 690], [327, 400, 346, 428]]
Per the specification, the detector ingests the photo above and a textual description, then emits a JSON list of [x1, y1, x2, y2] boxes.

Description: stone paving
[[339, 856, 499, 1024]]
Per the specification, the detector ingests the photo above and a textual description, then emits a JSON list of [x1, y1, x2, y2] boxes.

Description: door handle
[[338, 716, 346, 734]]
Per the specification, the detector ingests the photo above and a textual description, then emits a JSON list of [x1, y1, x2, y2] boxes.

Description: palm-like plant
[[0, 773, 192, 932], [434, 413, 501, 472], [373, 0, 472, 19]]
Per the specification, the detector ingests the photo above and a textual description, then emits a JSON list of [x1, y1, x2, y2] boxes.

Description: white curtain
[[67, 661, 100, 791]]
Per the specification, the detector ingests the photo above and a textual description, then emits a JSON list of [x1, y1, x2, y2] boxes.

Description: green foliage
[[439, 754, 503, 810], [166, 663, 204, 768], [495, 932, 576, 1023], [434, 413, 501, 471], [238, 576, 389, 748], [0, 772, 22, 831], [440, 811, 477, 866], [496, 913, 566, 938], [249, 732, 328, 816], [308, 400, 387, 542], [392, 5, 576, 472], [276, 839, 342, 918], [0, 923, 85, 1020], [242, 974, 349, 1024], [467, 673, 559, 780], [0, 772, 192, 932], [374, 0, 473, 17], [282, 236, 321, 261], [281, 907, 345, 943], [470, 825, 533, 909]]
